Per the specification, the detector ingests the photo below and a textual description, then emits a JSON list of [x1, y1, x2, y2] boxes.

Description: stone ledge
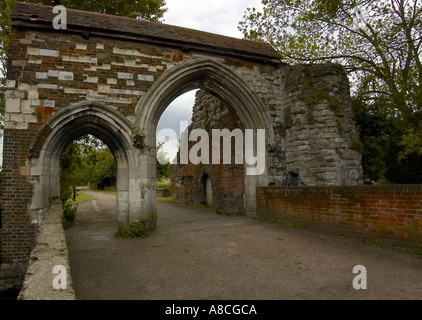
[[18, 203, 75, 300]]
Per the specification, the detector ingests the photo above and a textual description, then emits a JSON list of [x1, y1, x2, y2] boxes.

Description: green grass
[[90, 189, 117, 195], [157, 197, 174, 203], [73, 192, 96, 205], [283, 222, 308, 231]]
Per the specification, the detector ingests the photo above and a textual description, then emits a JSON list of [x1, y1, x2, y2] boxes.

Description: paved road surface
[[65, 190, 422, 300]]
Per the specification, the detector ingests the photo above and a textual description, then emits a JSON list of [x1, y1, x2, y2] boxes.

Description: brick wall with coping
[[256, 185, 422, 247], [18, 202, 75, 300]]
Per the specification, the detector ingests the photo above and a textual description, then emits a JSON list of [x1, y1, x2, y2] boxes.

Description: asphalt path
[[65, 190, 422, 300]]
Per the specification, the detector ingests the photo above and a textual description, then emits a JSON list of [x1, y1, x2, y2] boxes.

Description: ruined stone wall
[[170, 64, 363, 211], [231, 63, 363, 186], [18, 203, 75, 300], [171, 91, 245, 214], [281, 64, 363, 186]]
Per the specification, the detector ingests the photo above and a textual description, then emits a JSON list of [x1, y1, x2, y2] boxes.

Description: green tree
[[156, 142, 170, 180], [25, 0, 167, 21], [90, 147, 116, 189], [239, 0, 422, 183], [61, 135, 117, 197], [0, 0, 18, 131], [60, 138, 91, 202], [239, 0, 421, 118]]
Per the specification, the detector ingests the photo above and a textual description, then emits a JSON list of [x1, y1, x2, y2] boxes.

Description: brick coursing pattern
[[2, 130, 37, 266], [256, 185, 422, 247]]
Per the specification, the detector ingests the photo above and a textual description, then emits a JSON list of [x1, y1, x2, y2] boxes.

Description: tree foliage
[[0, 0, 18, 131], [156, 142, 170, 180], [239, 0, 422, 184], [24, 0, 167, 21], [60, 135, 116, 202], [239, 0, 421, 118]]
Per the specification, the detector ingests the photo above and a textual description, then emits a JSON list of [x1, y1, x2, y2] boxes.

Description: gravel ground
[[65, 190, 422, 300]]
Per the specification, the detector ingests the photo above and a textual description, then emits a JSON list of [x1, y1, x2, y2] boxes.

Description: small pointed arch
[[27, 101, 138, 224]]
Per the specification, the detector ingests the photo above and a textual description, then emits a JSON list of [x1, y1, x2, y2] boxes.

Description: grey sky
[[157, 0, 263, 153]]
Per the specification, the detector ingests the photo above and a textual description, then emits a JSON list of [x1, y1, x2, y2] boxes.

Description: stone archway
[[26, 101, 149, 228], [135, 58, 274, 218]]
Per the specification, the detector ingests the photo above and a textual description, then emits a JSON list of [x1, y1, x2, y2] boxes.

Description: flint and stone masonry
[[1, 3, 363, 280]]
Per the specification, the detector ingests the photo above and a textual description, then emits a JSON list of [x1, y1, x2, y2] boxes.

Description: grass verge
[[73, 192, 96, 205], [89, 189, 117, 195], [157, 197, 174, 203]]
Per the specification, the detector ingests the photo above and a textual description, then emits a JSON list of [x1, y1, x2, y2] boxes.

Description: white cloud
[[157, 90, 197, 134], [164, 0, 263, 38], [157, 90, 197, 157]]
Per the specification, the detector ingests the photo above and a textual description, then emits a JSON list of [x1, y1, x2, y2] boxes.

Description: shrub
[[115, 221, 149, 239], [62, 199, 77, 229], [156, 177, 171, 190]]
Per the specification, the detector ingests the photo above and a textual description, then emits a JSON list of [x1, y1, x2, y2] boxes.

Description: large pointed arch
[[134, 58, 273, 215], [134, 58, 275, 147]]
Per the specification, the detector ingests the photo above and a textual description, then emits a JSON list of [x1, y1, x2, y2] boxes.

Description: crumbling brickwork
[[171, 91, 245, 214]]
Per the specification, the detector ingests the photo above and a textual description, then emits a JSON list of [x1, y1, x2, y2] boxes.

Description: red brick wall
[[1, 129, 37, 267], [256, 185, 422, 247]]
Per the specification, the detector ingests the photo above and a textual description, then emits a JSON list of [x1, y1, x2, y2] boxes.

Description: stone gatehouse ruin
[[1, 2, 363, 280]]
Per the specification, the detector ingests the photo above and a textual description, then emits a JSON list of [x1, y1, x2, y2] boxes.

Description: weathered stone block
[[44, 100, 55, 108], [48, 70, 59, 77], [84, 76, 98, 83], [39, 49, 59, 57], [138, 74, 154, 82], [59, 72, 74, 81], [76, 42, 87, 50], [36, 72, 48, 79], [5, 97, 21, 113], [118, 72, 133, 80], [27, 47, 40, 55], [98, 84, 110, 93]]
